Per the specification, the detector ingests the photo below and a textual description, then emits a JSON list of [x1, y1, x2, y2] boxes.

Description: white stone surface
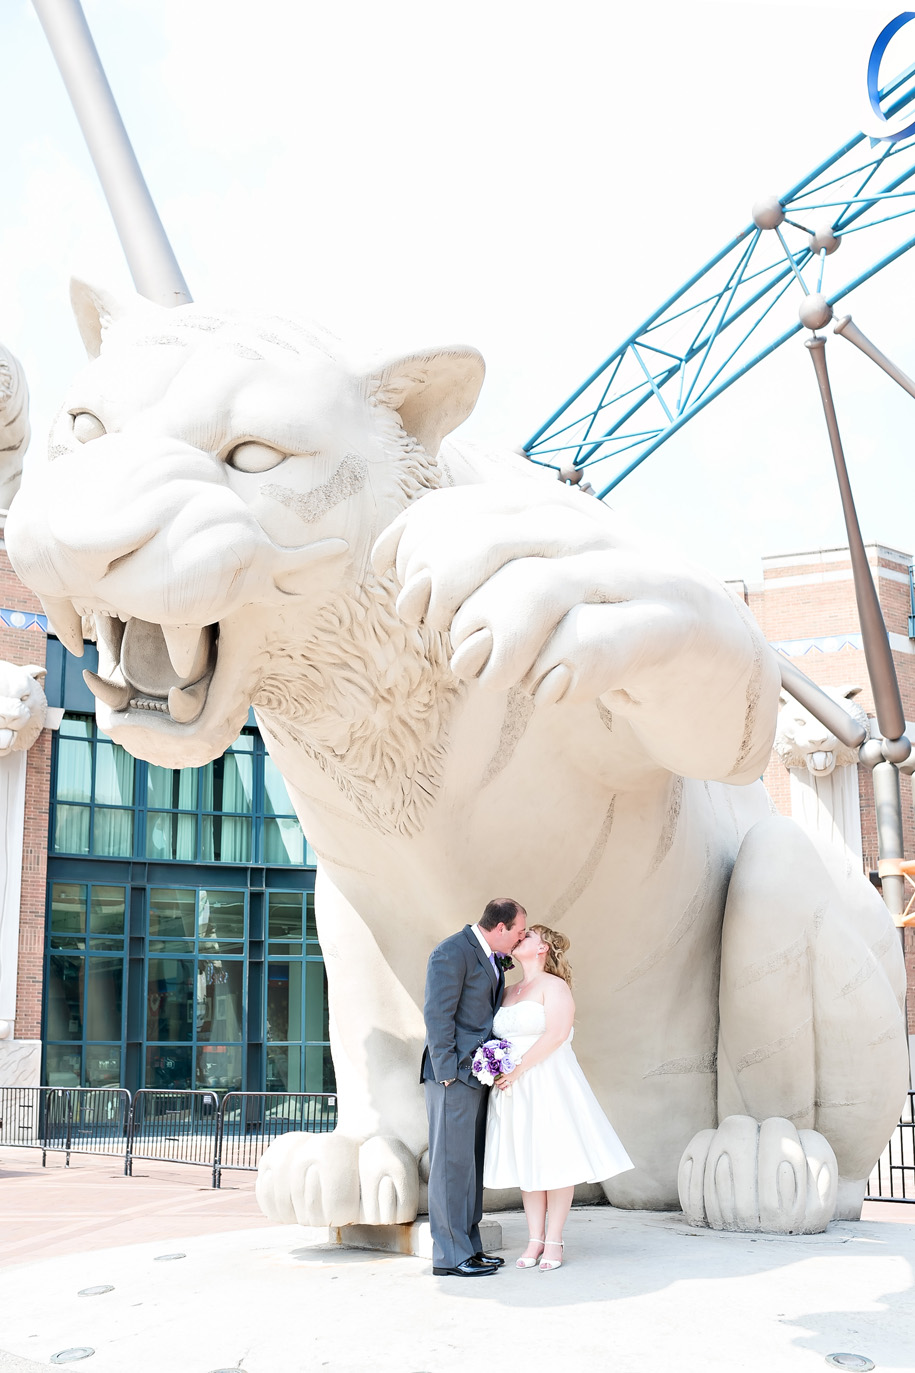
[[0, 343, 30, 512], [338, 1217, 501, 1258], [774, 684, 868, 867], [0, 661, 46, 758], [5, 286, 909, 1234], [0, 1038, 41, 1087], [0, 1209, 913, 1373]]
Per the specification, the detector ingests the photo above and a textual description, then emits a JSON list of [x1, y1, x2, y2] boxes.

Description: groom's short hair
[[479, 897, 526, 931]]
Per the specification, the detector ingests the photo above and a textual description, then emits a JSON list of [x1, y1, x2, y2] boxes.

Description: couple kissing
[[420, 897, 633, 1277]]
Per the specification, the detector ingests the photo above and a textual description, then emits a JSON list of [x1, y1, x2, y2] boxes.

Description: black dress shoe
[[432, 1256, 499, 1276], [475, 1251, 504, 1266]]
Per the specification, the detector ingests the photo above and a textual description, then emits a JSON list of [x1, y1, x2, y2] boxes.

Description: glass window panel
[[305, 893, 317, 943], [147, 763, 197, 811], [146, 957, 194, 1042], [304, 960, 329, 1043], [59, 716, 92, 739], [232, 733, 254, 753], [201, 754, 252, 815], [51, 884, 87, 933], [304, 1042, 335, 1094], [266, 1044, 300, 1093], [145, 1044, 192, 1090], [263, 754, 295, 817], [201, 815, 251, 863], [267, 962, 302, 1042], [268, 892, 302, 943], [92, 806, 134, 858], [198, 890, 245, 942], [86, 957, 124, 1041], [197, 940, 244, 956], [50, 935, 86, 950], [47, 954, 84, 1040], [146, 811, 197, 861], [90, 886, 126, 936], [195, 959, 244, 1042], [93, 742, 134, 806], [149, 889, 196, 939], [196, 1044, 242, 1092], [55, 737, 92, 802], [85, 1046, 121, 1088], [53, 804, 90, 855], [148, 939, 195, 954], [45, 1044, 82, 1087], [264, 817, 304, 866]]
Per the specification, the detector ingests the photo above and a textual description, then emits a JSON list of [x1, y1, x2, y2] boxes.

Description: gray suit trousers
[[424, 1078, 488, 1269]]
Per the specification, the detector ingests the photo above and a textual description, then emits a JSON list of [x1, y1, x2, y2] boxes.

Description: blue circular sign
[[865, 11, 915, 142]]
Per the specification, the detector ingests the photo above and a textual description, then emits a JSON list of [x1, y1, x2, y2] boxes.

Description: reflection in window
[[144, 887, 247, 1091], [44, 883, 127, 1088]]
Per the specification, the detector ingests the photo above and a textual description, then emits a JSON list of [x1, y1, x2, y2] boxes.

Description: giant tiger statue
[[6, 283, 908, 1234]]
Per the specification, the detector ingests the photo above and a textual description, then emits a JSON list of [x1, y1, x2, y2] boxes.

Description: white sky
[[2, 0, 915, 584]]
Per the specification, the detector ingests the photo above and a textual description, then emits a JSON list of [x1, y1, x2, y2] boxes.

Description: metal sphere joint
[[751, 196, 785, 230], [809, 224, 841, 255], [799, 293, 833, 331], [859, 739, 885, 769], [882, 734, 912, 764]]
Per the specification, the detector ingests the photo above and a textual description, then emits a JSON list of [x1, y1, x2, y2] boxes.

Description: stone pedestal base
[[0, 1038, 40, 1086], [337, 1218, 502, 1259]]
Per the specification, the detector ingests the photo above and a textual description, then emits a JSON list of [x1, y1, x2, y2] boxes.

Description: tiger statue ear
[[69, 279, 156, 358], [368, 346, 485, 456]]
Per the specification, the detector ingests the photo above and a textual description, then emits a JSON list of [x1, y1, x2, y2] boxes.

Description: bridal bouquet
[[472, 1038, 515, 1086]]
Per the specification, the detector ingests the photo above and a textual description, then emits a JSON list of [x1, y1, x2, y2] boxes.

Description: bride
[[483, 923, 633, 1270]]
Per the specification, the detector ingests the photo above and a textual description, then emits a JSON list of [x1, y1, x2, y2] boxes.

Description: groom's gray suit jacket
[[421, 925, 503, 1085]]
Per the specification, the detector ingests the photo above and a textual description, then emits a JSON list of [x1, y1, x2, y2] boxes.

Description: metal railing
[[866, 1089, 915, 1204], [216, 1090, 337, 1186], [0, 1085, 337, 1187], [128, 1089, 223, 1183], [0, 1086, 130, 1170]]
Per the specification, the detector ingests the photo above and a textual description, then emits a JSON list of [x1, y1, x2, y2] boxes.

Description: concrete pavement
[[1, 1149, 913, 1373]]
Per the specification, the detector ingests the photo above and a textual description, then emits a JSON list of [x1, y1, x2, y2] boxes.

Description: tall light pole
[[32, 0, 191, 308]]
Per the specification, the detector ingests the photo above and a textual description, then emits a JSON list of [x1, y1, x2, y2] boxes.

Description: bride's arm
[[495, 979, 574, 1089]]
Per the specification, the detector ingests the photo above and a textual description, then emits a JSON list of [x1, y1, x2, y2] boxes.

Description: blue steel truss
[[523, 63, 915, 499]]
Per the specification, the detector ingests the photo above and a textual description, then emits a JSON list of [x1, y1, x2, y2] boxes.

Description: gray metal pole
[[806, 335, 908, 748], [834, 315, 915, 401], [777, 656, 869, 750], [873, 761, 907, 921], [32, 0, 191, 308]]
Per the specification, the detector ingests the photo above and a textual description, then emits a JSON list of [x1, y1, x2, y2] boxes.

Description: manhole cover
[[825, 1357, 875, 1372], [77, 1286, 113, 1297], [153, 1252, 186, 1261], [51, 1350, 95, 1364]]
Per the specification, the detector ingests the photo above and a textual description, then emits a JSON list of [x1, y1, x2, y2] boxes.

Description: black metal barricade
[[867, 1089, 915, 1204], [127, 1089, 222, 1184], [215, 1091, 337, 1187], [0, 1086, 131, 1170]]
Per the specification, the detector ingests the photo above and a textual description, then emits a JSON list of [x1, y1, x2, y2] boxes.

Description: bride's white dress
[[483, 999, 634, 1192]]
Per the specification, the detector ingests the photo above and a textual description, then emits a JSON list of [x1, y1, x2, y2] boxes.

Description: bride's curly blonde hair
[[530, 923, 573, 988]]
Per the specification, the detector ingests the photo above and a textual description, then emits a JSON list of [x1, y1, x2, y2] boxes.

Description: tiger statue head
[[5, 283, 484, 769]]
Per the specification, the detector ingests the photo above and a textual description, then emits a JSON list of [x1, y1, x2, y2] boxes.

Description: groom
[[421, 897, 527, 1277]]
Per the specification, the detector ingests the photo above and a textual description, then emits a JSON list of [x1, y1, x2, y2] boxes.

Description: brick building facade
[[0, 516, 49, 1051]]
